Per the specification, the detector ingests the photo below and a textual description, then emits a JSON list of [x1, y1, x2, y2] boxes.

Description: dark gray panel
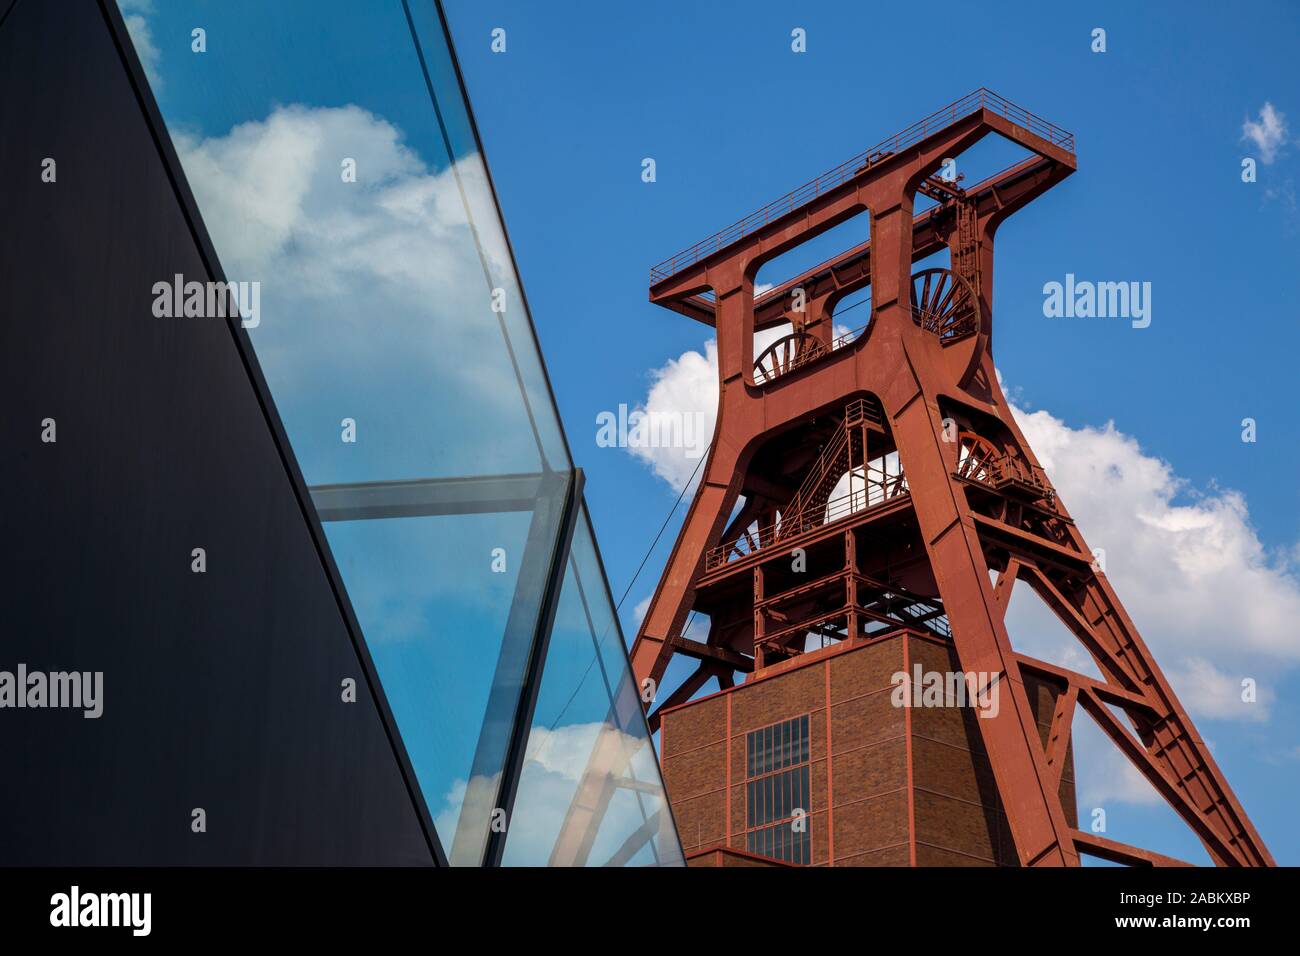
[[0, 0, 434, 864]]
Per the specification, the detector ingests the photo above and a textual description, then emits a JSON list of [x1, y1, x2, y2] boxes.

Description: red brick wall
[[661, 632, 1076, 866]]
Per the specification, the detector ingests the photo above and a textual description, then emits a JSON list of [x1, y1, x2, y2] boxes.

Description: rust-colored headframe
[[622, 89, 1273, 868]]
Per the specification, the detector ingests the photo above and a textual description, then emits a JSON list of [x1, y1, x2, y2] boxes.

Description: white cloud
[[1011, 406, 1300, 710], [1242, 102, 1289, 164], [628, 339, 719, 490]]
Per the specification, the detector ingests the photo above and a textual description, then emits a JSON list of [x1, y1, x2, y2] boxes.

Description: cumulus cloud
[[1242, 102, 1289, 164], [1012, 406, 1300, 710], [628, 339, 720, 490]]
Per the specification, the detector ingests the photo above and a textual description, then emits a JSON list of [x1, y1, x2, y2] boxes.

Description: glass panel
[[502, 507, 684, 866], [122, 0, 569, 484], [322, 507, 532, 834], [120, 0, 584, 864]]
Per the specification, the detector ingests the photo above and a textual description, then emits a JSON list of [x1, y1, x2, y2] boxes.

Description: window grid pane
[[743, 715, 813, 862]]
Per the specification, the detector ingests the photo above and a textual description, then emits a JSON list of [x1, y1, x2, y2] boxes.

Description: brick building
[[661, 629, 1076, 866]]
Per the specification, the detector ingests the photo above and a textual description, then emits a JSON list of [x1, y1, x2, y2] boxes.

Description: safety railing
[[650, 89, 1075, 283], [704, 466, 909, 571], [958, 451, 1055, 502], [842, 396, 884, 428]]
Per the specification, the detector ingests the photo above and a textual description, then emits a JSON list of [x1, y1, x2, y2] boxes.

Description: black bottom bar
[[0, 866, 1291, 941]]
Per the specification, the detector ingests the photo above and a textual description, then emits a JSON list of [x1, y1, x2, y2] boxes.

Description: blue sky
[[443, 0, 1300, 864]]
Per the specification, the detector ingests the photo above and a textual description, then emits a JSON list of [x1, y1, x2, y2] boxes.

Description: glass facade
[[504, 507, 682, 866], [117, 0, 680, 866]]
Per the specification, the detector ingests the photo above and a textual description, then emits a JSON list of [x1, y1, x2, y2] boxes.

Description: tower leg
[[888, 381, 1080, 866], [630, 438, 745, 701]]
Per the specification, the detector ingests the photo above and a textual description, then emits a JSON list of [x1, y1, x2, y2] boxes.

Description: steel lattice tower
[[623, 90, 1273, 868]]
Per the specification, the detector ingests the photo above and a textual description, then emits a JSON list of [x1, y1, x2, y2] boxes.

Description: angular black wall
[[0, 0, 435, 864]]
